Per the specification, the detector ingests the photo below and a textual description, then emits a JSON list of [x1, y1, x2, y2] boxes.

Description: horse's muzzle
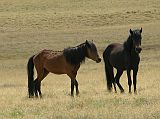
[[96, 58, 101, 63], [135, 47, 142, 53]]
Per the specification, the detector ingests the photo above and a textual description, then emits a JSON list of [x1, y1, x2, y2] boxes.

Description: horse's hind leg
[[34, 65, 49, 98], [112, 76, 117, 93], [37, 81, 42, 97], [37, 69, 49, 98], [115, 70, 124, 93], [33, 79, 38, 97]]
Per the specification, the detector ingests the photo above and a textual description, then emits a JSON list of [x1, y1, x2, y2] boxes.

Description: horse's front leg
[[71, 79, 75, 96], [74, 79, 79, 96], [68, 73, 77, 97], [70, 79, 79, 96], [68, 64, 80, 97], [133, 67, 138, 94], [127, 69, 132, 93]]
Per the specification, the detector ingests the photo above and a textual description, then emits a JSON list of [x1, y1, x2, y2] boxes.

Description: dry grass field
[[0, 0, 160, 119]]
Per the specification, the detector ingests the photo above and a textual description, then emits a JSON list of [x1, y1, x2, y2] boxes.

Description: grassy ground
[[0, 0, 160, 119]]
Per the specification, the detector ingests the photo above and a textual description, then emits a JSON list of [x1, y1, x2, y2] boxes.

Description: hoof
[[121, 90, 125, 93], [29, 95, 34, 98], [108, 89, 112, 93], [76, 92, 79, 96], [134, 91, 137, 95], [29, 94, 34, 98]]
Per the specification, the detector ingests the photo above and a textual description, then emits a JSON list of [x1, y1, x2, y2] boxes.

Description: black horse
[[103, 28, 142, 93]]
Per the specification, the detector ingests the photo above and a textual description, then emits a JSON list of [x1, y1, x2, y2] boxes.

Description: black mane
[[123, 35, 133, 52], [63, 43, 88, 65]]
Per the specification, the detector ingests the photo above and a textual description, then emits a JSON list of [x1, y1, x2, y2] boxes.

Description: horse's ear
[[130, 29, 133, 35], [140, 27, 142, 33], [86, 40, 91, 48], [86, 40, 89, 44]]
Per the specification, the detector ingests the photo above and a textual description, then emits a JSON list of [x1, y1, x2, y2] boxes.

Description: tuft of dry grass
[[0, 0, 160, 119]]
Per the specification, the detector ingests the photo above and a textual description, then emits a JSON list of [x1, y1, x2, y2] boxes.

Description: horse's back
[[34, 49, 63, 59], [33, 49, 66, 72], [103, 43, 128, 70], [103, 43, 123, 58]]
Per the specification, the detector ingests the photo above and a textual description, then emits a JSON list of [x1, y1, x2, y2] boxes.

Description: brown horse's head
[[85, 40, 101, 63], [130, 28, 142, 53]]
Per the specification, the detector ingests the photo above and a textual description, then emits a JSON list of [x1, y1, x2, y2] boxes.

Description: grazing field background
[[0, 0, 160, 119]]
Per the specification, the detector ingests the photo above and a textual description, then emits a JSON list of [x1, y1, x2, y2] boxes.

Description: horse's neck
[[76, 43, 87, 56], [124, 36, 133, 53], [131, 49, 139, 57], [124, 36, 139, 56], [63, 43, 87, 65]]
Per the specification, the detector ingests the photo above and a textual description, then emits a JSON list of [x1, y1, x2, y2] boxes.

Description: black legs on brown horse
[[27, 55, 49, 98], [33, 69, 49, 98], [71, 79, 79, 96], [33, 79, 38, 97], [34, 79, 42, 98]]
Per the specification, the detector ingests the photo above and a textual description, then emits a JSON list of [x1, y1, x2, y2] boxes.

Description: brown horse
[[103, 28, 142, 94], [27, 40, 101, 98]]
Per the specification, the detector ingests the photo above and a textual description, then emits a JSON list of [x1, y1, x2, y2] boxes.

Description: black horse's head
[[130, 28, 142, 53], [85, 40, 101, 63]]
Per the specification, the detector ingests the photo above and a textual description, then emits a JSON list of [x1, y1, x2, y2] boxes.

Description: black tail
[[103, 48, 114, 91], [27, 55, 35, 98]]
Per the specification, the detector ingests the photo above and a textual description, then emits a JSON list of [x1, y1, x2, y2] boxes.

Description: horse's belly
[[50, 70, 66, 75], [110, 62, 126, 70], [44, 57, 67, 74], [113, 64, 126, 70], [109, 56, 127, 70], [45, 66, 66, 74]]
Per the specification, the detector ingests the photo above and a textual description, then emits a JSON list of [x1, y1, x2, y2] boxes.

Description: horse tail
[[103, 47, 114, 91], [27, 55, 35, 97]]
